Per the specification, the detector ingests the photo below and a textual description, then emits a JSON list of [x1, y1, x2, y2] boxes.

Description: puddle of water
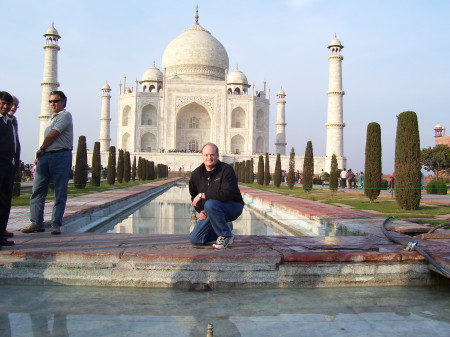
[[0, 284, 448, 337]]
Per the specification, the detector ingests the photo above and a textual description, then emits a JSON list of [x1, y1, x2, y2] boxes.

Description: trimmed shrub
[[364, 122, 382, 202], [124, 151, 131, 183], [302, 141, 314, 192], [287, 147, 295, 189], [74, 135, 88, 189], [107, 146, 116, 185], [264, 153, 270, 186], [313, 177, 322, 185], [132, 156, 137, 181], [257, 155, 264, 185], [427, 180, 448, 195], [273, 154, 282, 187], [91, 141, 101, 186], [116, 149, 124, 183], [395, 111, 421, 210], [329, 154, 339, 192], [381, 179, 389, 190]]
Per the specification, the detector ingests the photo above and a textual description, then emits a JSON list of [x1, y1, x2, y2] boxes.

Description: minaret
[[39, 23, 61, 145], [325, 36, 345, 170], [99, 83, 112, 152], [275, 88, 287, 155]]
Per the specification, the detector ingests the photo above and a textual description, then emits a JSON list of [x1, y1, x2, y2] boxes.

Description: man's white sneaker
[[213, 236, 234, 249]]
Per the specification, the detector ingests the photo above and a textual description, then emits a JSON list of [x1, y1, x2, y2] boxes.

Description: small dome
[[102, 83, 111, 90], [328, 37, 343, 49], [45, 24, 60, 38], [434, 124, 443, 129], [277, 89, 286, 96], [141, 64, 163, 82], [227, 67, 248, 85]]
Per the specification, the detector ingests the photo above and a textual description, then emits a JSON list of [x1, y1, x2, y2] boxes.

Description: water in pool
[[0, 284, 448, 337]]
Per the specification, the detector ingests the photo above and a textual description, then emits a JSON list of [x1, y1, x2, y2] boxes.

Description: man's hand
[[198, 210, 207, 220], [192, 193, 203, 207]]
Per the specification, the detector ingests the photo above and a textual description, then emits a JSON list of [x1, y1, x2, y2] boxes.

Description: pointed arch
[[231, 134, 245, 154], [122, 132, 130, 151], [122, 105, 131, 126], [176, 102, 211, 151], [231, 107, 246, 128], [141, 132, 156, 152], [142, 104, 157, 126]]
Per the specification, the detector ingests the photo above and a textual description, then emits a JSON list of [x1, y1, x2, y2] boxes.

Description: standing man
[[8, 96, 22, 203], [340, 168, 347, 189], [22, 91, 73, 235], [189, 143, 244, 249], [0, 91, 20, 246]]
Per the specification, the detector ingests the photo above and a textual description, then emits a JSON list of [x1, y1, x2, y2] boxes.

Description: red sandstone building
[[434, 124, 450, 147]]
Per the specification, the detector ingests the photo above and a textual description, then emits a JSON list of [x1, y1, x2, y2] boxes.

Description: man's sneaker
[[213, 236, 234, 249], [21, 224, 45, 233], [227, 222, 234, 231], [51, 226, 61, 235]]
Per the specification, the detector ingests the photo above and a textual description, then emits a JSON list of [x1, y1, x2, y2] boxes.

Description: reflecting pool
[[0, 285, 448, 337]]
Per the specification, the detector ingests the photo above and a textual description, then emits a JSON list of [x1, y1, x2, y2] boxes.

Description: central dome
[[162, 22, 229, 80]]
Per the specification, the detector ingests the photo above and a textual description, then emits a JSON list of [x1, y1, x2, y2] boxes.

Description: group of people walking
[[340, 169, 364, 189], [0, 90, 73, 248]]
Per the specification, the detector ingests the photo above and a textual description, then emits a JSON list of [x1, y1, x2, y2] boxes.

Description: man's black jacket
[[189, 160, 244, 213]]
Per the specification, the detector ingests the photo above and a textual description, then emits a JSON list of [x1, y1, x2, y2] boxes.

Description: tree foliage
[[421, 144, 450, 178], [329, 154, 339, 192], [91, 141, 101, 186], [364, 122, 382, 202], [264, 153, 270, 186], [287, 147, 296, 189], [273, 154, 282, 187], [302, 141, 314, 191], [131, 156, 137, 181], [107, 146, 116, 185], [257, 155, 264, 185], [395, 111, 421, 210], [74, 135, 88, 189], [124, 151, 131, 183], [116, 149, 124, 183]]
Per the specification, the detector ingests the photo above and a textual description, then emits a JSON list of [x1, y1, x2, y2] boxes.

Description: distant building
[[434, 124, 450, 147]]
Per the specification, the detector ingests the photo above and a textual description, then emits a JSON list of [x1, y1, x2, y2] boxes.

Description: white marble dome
[[45, 25, 60, 37], [162, 22, 229, 80], [142, 64, 163, 82], [328, 37, 343, 48], [102, 83, 111, 90], [227, 67, 248, 84]]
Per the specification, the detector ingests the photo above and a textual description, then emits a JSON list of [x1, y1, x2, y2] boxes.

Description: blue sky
[[2, 0, 449, 174]]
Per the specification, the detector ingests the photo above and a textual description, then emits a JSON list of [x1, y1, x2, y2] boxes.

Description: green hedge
[[426, 180, 448, 195]]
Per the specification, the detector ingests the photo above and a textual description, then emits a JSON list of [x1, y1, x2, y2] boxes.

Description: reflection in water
[[95, 183, 283, 236], [0, 285, 449, 336]]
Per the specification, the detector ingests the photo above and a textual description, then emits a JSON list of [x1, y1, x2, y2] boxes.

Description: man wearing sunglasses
[[22, 91, 73, 235]]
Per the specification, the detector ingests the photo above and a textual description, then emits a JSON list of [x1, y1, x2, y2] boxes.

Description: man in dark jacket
[[0, 91, 20, 247], [189, 143, 244, 249]]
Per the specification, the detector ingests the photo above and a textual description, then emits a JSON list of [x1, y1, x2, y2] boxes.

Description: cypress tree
[[107, 146, 116, 185], [132, 156, 137, 181], [364, 122, 382, 202], [149, 161, 155, 180], [273, 154, 282, 187], [240, 161, 245, 183], [138, 157, 142, 180], [395, 111, 421, 210], [117, 149, 124, 183], [235, 162, 240, 182], [74, 135, 88, 188], [264, 153, 270, 186], [329, 153, 339, 192], [287, 147, 296, 189], [257, 155, 264, 185], [246, 159, 252, 183], [124, 151, 131, 183], [91, 141, 101, 186], [302, 141, 314, 192]]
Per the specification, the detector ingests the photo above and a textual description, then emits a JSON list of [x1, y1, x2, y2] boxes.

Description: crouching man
[[189, 143, 244, 249]]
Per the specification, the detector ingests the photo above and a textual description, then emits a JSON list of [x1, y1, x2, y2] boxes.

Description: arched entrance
[[176, 102, 211, 151]]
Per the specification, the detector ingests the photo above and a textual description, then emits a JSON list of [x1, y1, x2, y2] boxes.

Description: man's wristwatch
[[198, 193, 204, 199]]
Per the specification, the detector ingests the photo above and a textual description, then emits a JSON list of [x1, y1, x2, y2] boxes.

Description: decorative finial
[[195, 5, 199, 24], [153, 60, 156, 67], [335, 33, 337, 38], [236, 63, 239, 70]]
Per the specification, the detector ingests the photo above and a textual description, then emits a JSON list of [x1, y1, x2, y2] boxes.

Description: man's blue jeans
[[30, 151, 72, 227], [189, 199, 243, 245]]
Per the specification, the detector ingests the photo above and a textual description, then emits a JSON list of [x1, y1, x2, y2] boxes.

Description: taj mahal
[[38, 10, 347, 173]]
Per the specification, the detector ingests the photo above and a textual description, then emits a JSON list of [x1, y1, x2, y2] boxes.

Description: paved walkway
[[1, 179, 449, 288]]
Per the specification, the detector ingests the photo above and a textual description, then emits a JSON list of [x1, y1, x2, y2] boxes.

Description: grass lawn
[[240, 183, 450, 222], [11, 179, 169, 207]]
